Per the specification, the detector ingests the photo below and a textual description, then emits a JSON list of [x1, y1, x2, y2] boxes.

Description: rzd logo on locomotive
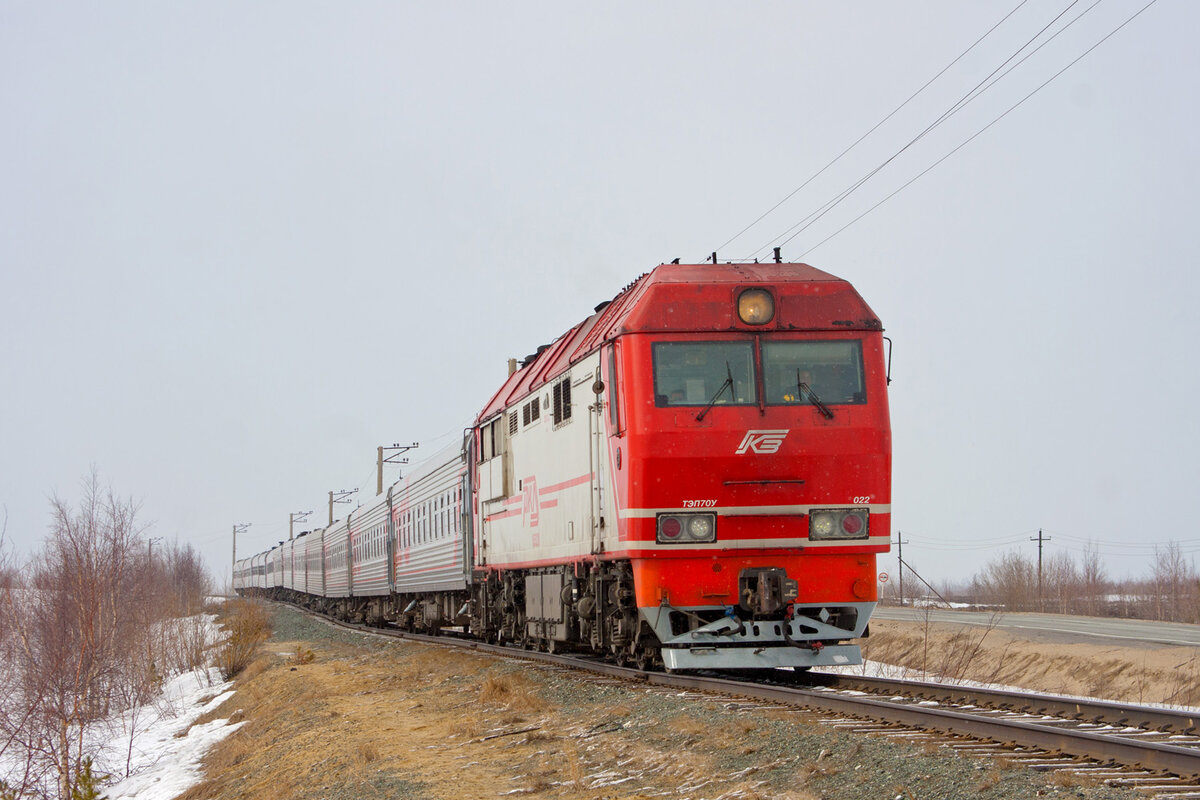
[[735, 429, 789, 455], [522, 476, 540, 528]]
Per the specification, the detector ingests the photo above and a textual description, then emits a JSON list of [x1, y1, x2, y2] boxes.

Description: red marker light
[[660, 517, 683, 539], [841, 514, 863, 535]]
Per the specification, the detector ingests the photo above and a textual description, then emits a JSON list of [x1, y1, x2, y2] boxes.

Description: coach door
[[460, 472, 473, 576]]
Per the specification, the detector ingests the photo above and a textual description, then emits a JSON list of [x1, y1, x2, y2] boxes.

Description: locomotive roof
[[475, 262, 880, 423]]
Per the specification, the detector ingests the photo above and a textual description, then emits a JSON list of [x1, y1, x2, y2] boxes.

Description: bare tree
[[1080, 540, 1107, 617], [1152, 541, 1193, 622], [164, 541, 212, 615], [0, 472, 203, 799], [1044, 551, 1079, 615]]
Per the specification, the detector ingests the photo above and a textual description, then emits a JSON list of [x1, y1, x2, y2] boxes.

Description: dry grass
[[667, 714, 711, 738], [478, 673, 547, 712], [449, 714, 485, 740], [238, 654, 272, 683], [354, 740, 380, 766], [288, 645, 315, 666], [605, 702, 634, 718], [975, 770, 1003, 791]]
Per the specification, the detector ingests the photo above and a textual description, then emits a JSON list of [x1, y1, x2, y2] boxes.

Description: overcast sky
[[2, 1, 1196, 589]]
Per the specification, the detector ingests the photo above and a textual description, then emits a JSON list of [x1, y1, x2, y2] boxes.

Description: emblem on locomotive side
[[734, 429, 789, 454], [522, 476, 540, 528]]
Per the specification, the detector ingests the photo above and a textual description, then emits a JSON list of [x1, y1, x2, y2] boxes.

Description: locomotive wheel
[[633, 644, 660, 672]]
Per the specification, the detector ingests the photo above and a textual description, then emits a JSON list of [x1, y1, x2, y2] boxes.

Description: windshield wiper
[[697, 362, 735, 421], [797, 370, 834, 419]]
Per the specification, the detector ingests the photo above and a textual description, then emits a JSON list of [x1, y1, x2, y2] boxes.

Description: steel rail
[[650, 673, 1200, 779], [277, 602, 1200, 779], [802, 672, 1200, 734]]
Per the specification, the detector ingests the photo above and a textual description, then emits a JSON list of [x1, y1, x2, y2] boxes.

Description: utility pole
[[148, 536, 162, 563], [377, 442, 419, 495], [328, 488, 358, 525], [289, 510, 312, 540], [232, 523, 251, 589], [893, 532, 909, 606], [1031, 529, 1051, 612]]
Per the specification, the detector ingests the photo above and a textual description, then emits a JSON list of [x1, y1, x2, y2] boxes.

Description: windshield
[[653, 341, 756, 407], [763, 340, 865, 405]]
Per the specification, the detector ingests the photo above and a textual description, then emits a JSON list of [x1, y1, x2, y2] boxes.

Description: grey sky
[[2, 2, 1195, 588]]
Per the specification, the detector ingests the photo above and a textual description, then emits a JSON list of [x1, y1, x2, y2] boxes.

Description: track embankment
[[179, 605, 1146, 800], [861, 617, 1200, 707]]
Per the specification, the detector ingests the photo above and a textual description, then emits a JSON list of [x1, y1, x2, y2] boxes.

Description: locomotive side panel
[[477, 353, 611, 569]]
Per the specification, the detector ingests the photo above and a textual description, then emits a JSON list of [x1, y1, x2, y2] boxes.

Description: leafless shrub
[[969, 551, 1036, 612], [932, 614, 1001, 682], [215, 600, 271, 680], [161, 542, 212, 616]]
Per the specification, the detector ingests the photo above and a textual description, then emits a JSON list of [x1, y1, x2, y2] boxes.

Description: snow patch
[[101, 667, 243, 800]]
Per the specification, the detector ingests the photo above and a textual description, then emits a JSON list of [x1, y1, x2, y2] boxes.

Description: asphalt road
[[870, 606, 1200, 649]]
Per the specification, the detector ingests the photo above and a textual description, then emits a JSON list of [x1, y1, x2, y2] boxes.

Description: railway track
[[281, 602, 1200, 796]]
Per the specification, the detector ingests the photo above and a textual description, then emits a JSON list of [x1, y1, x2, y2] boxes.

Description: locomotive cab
[[601, 264, 892, 670]]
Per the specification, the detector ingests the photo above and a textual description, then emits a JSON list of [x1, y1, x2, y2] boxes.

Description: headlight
[[737, 288, 775, 325], [657, 513, 717, 544], [808, 508, 869, 540]]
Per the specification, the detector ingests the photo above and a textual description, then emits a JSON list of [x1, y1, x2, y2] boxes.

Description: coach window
[[653, 341, 756, 407]]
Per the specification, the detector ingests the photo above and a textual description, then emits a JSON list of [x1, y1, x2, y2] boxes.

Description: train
[[234, 261, 892, 671]]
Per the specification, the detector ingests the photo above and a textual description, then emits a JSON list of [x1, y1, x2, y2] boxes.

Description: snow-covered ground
[[0, 614, 243, 799], [99, 667, 243, 800]]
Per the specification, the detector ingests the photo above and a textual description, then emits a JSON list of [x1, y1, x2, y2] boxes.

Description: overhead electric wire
[[791, 0, 1158, 258], [1053, 532, 1200, 548], [706, 0, 1032, 261], [757, 0, 1099, 260], [902, 526, 1199, 558]]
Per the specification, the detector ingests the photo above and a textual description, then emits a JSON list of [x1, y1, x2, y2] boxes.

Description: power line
[[896, 526, 1200, 557], [761, 0, 1103, 259], [792, 0, 1156, 256], [707, 0, 1033, 260]]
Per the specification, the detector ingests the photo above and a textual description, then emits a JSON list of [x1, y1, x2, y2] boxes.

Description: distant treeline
[[883, 541, 1199, 622]]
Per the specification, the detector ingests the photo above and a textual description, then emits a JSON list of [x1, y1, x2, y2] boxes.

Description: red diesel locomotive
[[236, 261, 891, 671]]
